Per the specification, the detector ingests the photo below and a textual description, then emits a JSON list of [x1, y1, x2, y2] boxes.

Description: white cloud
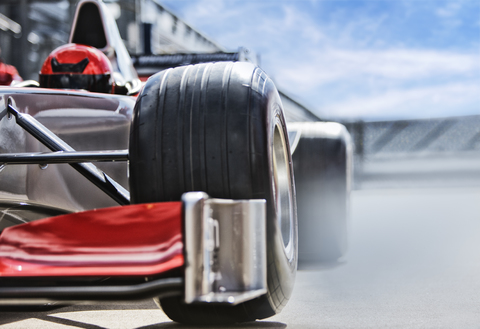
[[272, 48, 480, 120], [436, 0, 463, 18], [322, 82, 480, 120], [177, 1, 324, 50], [275, 48, 480, 89]]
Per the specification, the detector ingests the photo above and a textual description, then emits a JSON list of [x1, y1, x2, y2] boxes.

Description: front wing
[[0, 193, 267, 306]]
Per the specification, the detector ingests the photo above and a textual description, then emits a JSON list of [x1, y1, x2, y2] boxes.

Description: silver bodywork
[[0, 88, 134, 210]]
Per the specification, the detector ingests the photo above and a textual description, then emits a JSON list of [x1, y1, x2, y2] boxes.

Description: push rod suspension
[[6, 103, 130, 205], [0, 277, 183, 302]]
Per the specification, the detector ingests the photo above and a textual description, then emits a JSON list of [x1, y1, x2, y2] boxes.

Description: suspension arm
[[6, 103, 130, 205]]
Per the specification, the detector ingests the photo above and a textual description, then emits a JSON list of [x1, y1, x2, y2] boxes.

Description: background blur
[[1, 0, 479, 189]]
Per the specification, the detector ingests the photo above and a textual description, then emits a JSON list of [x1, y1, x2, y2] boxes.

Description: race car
[[0, 0, 351, 324]]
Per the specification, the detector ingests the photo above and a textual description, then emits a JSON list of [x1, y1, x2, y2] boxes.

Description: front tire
[[129, 62, 297, 324]]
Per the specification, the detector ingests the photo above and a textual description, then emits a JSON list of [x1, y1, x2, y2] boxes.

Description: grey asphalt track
[[1, 188, 480, 328]]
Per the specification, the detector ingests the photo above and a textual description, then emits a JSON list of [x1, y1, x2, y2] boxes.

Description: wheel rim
[[272, 120, 294, 260]]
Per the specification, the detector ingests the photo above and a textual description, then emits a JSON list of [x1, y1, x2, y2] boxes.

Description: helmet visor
[[39, 73, 112, 93]]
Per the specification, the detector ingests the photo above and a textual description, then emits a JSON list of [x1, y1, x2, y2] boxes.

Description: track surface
[[1, 188, 480, 328]]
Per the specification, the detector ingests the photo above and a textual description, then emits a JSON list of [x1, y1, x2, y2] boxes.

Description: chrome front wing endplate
[[183, 192, 267, 305]]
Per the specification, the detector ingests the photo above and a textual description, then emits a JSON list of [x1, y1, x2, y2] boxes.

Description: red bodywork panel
[[0, 202, 184, 277]]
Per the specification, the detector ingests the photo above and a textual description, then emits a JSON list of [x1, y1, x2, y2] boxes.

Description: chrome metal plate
[[183, 192, 267, 305]]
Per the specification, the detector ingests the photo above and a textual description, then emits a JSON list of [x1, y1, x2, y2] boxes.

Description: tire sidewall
[[264, 85, 297, 312]]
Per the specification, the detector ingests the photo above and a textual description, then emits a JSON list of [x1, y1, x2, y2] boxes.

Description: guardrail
[[343, 115, 480, 189]]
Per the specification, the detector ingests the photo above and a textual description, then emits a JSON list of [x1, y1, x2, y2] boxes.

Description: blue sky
[[160, 0, 480, 121]]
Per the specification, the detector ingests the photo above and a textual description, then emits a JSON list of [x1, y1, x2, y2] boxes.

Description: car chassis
[[0, 100, 268, 307]]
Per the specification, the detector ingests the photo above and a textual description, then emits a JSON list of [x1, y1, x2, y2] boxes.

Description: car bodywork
[[0, 91, 269, 307], [0, 0, 275, 319], [0, 0, 352, 324]]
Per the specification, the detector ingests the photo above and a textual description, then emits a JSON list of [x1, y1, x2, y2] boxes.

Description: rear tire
[[129, 62, 297, 324], [289, 122, 352, 263]]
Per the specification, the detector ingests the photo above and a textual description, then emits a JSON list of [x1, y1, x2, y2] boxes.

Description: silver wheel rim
[[273, 121, 294, 260]]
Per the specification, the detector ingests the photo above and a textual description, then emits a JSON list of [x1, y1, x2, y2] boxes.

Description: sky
[[160, 0, 480, 121]]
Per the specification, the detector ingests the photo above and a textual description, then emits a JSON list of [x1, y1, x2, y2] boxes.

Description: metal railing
[[343, 115, 480, 189]]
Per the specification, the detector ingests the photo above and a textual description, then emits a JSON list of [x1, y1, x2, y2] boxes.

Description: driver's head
[[39, 43, 114, 93]]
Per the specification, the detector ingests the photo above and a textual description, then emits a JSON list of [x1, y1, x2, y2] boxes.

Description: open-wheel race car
[[0, 0, 352, 325]]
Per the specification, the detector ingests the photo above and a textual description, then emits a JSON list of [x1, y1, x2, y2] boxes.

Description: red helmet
[[39, 44, 114, 93]]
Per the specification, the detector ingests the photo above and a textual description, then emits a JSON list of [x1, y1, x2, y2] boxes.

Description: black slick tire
[[129, 62, 297, 325]]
